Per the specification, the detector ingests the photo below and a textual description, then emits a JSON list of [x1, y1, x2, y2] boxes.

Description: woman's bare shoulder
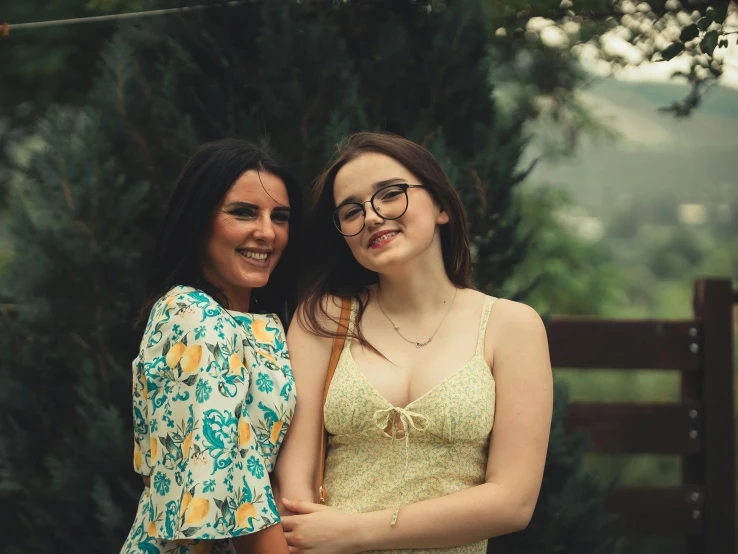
[[287, 294, 349, 380], [489, 298, 543, 328], [292, 294, 347, 334]]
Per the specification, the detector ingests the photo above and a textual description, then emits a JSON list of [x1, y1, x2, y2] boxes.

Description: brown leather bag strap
[[317, 297, 352, 504]]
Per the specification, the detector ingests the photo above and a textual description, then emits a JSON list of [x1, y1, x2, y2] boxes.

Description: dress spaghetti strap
[[475, 296, 498, 356]]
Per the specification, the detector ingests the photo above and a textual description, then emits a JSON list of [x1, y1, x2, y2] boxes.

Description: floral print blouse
[[126, 285, 295, 544]]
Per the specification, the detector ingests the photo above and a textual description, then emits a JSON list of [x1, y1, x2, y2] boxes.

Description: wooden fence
[[552, 278, 736, 553]]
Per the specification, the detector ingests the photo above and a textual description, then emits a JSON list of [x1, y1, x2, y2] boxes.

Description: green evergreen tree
[[0, 0, 145, 206], [0, 1, 614, 552]]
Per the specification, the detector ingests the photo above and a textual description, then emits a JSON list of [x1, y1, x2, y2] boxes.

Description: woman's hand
[[281, 498, 362, 554]]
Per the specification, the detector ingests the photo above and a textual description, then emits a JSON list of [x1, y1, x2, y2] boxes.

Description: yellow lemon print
[[182, 432, 193, 458], [259, 350, 277, 366], [250, 319, 275, 343], [133, 442, 143, 471], [235, 502, 257, 528], [180, 492, 193, 516], [147, 520, 157, 537], [150, 437, 158, 463], [228, 353, 244, 377], [139, 371, 148, 400], [181, 345, 202, 373], [238, 419, 251, 448], [184, 497, 210, 525], [270, 420, 284, 444], [166, 342, 186, 368]]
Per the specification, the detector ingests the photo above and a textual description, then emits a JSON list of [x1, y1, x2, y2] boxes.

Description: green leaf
[[707, 5, 729, 24], [701, 30, 719, 56], [697, 17, 711, 31], [662, 42, 685, 61], [214, 498, 227, 514], [182, 526, 202, 537], [680, 24, 699, 42], [162, 435, 175, 453]]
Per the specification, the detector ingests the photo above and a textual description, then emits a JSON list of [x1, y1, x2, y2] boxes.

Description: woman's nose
[[254, 216, 276, 241], [364, 203, 384, 227]]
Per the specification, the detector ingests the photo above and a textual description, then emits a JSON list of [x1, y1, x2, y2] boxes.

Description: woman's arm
[[142, 291, 289, 542], [283, 300, 553, 552], [232, 523, 289, 554], [273, 300, 340, 510]]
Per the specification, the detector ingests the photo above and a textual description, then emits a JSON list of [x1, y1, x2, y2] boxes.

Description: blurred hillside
[[521, 78, 738, 320], [534, 79, 738, 228]]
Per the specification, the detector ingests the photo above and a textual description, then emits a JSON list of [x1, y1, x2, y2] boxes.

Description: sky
[[529, 6, 738, 91], [599, 27, 738, 91]]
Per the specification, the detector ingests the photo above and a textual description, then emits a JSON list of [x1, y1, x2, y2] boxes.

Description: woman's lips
[[369, 231, 399, 249]]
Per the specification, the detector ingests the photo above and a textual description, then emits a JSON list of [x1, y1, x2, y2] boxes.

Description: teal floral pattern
[[121, 286, 296, 553]]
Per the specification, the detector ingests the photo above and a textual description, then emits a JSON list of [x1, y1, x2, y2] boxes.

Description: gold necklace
[[376, 287, 458, 349]]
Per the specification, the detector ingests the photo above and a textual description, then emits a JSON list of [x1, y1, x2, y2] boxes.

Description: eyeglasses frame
[[332, 183, 427, 237]]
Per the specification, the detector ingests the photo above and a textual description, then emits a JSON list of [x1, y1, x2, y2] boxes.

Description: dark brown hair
[[298, 132, 472, 347]]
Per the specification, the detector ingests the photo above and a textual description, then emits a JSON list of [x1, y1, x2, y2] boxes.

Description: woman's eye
[[231, 209, 256, 218], [342, 208, 362, 220], [272, 213, 290, 223], [381, 189, 404, 201]]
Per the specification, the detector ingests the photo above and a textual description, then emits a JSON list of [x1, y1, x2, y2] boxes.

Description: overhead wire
[[1, 1, 246, 37]]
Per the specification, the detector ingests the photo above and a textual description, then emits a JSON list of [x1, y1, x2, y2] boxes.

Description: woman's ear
[[437, 210, 449, 225]]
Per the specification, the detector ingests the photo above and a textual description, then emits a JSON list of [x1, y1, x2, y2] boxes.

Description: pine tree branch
[[57, 152, 75, 211], [471, 169, 489, 222], [94, 273, 109, 391], [114, 56, 163, 206]]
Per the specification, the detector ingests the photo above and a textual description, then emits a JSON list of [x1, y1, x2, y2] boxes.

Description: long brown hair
[[298, 132, 472, 348]]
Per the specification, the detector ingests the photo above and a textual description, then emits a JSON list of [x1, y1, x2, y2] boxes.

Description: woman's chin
[[224, 271, 270, 292], [241, 276, 270, 290], [358, 251, 408, 273]]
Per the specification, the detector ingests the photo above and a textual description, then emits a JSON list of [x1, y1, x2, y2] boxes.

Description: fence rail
[[553, 278, 736, 554]]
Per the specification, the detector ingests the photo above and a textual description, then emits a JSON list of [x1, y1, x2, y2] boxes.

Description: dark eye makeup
[[225, 203, 290, 222]]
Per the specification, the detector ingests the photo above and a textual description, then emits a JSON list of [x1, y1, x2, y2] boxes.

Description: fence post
[[684, 279, 735, 554]]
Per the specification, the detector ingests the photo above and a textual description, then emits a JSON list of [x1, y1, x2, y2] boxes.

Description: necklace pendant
[[415, 338, 431, 348]]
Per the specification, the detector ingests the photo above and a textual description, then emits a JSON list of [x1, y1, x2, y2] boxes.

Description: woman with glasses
[[274, 132, 553, 553]]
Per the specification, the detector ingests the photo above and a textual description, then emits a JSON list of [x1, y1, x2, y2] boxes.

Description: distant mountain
[[529, 79, 738, 218]]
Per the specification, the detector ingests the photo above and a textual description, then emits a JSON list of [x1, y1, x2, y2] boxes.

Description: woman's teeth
[[238, 250, 268, 261], [371, 231, 398, 246]]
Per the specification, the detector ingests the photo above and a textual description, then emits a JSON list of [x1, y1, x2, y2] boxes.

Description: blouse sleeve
[[138, 291, 281, 540], [241, 314, 296, 473], [132, 348, 151, 476]]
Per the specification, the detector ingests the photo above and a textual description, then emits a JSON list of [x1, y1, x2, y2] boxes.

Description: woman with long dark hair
[[121, 139, 301, 554], [275, 132, 553, 553]]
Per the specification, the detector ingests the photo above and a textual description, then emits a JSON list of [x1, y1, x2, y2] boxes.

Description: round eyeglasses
[[333, 183, 427, 237]]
